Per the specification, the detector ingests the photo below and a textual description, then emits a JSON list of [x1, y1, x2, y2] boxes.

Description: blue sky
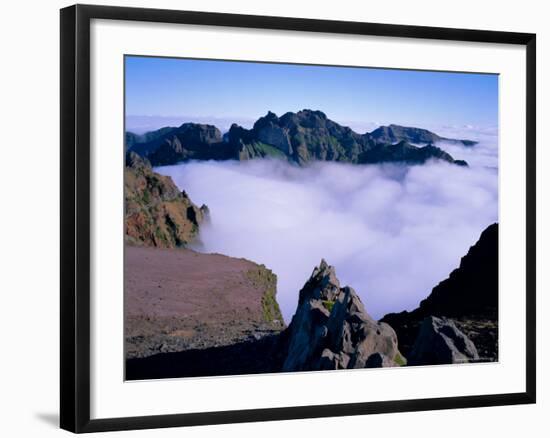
[[125, 56, 498, 133]]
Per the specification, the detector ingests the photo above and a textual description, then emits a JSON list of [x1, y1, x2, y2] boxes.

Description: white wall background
[[0, 0, 546, 436]]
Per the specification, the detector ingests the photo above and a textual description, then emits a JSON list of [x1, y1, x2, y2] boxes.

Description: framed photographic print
[[60, 4, 536, 433]]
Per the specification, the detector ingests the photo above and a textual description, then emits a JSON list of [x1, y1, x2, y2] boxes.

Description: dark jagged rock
[[124, 151, 206, 248], [253, 109, 375, 165], [358, 141, 466, 166], [365, 352, 398, 368], [225, 123, 289, 161], [126, 126, 177, 154], [382, 223, 498, 360], [221, 110, 374, 165], [281, 259, 404, 372], [145, 123, 224, 166], [418, 223, 498, 315], [127, 110, 469, 167], [125, 132, 140, 150], [252, 111, 294, 155], [371, 124, 478, 147], [408, 316, 479, 365], [125, 149, 151, 169]]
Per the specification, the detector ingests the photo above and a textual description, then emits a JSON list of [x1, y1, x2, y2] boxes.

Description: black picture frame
[[60, 4, 536, 433]]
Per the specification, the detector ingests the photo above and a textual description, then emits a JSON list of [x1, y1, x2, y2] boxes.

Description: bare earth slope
[[125, 245, 284, 359]]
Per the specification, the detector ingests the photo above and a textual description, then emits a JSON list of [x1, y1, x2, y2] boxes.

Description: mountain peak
[[264, 110, 279, 119], [126, 111, 471, 166], [282, 259, 404, 371], [297, 109, 327, 118], [253, 111, 280, 130]]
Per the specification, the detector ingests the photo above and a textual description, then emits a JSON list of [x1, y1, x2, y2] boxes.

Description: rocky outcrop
[[408, 316, 479, 365], [126, 110, 470, 167], [231, 110, 466, 166], [281, 260, 404, 371], [124, 151, 208, 248], [252, 110, 374, 165], [225, 123, 289, 161], [382, 223, 498, 361], [125, 126, 177, 152], [145, 123, 224, 166], [253, 111, 294, 155], [371, 124, 478, 147]]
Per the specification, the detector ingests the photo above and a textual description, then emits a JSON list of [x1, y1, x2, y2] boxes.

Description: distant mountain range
[[370, 124, 477, 147], [126, 109, 475, 167]]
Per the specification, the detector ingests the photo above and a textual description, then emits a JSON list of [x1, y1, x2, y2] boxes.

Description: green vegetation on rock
[[246, 267, 283, 324], [125, 151, 207, 248], [393, 351, 407, 366], [321, 300, 336, 313], [253, 142, 288, 159]]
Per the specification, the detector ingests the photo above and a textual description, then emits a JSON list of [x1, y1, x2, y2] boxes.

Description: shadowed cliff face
[[417, 223, 498, 316], [124, 152, 208, 248], [382, 223, 498, 360], [126, 110, 473, 167]]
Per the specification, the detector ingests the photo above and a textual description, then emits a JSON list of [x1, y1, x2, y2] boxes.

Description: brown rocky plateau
[[125, 245, 284, 360]]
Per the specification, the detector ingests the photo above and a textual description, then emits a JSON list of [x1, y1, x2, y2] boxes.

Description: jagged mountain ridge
[[370, 124, 478, 147], [126, 109, 473, 167], [125, 126, 177, 151]]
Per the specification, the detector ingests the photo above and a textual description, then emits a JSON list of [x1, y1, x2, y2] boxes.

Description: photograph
[[123, 56, 499, 381]]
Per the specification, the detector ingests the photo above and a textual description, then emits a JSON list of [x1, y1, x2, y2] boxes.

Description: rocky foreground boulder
[[408, 316, 479, 366], [282, 260, 405, 371], [382, 223, 498, 361]]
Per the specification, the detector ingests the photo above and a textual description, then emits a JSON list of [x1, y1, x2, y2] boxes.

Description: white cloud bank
[[157, 134, 498, 323]]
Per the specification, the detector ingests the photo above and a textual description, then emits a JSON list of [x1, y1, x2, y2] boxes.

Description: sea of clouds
[[156, 128, 498, 323]]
